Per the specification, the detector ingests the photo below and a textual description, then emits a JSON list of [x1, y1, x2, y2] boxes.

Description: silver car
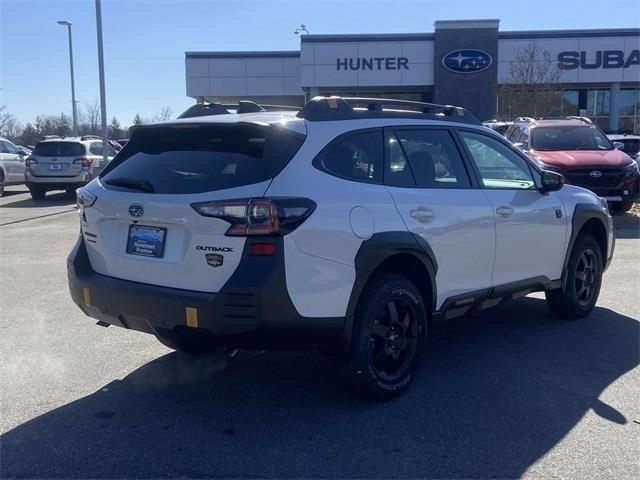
[[26, 137, 116, 200], [0, 137, 28, 197]]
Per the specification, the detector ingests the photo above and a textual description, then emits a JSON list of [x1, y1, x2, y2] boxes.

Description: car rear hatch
[[80, 120, 306, 293], [30, 141, 86, 177]]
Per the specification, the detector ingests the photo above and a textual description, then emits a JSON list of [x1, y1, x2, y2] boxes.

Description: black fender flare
[[562, 203, 613, 289], [341, 231, 438, 354]]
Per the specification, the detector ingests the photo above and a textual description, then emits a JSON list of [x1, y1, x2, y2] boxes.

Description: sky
[[1, 0, 639, 127]]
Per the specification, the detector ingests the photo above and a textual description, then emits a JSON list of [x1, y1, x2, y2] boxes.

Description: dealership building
[[185, 19, 640, 132]]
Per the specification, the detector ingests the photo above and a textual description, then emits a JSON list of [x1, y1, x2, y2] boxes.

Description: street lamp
[[57, 20, 78, 136], [294, 24, 309, 35], [95, 0, 108, 165]]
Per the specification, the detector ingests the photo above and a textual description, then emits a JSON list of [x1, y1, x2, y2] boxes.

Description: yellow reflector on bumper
[[186, 307, 198, 328], [83, 287, 91, 306]]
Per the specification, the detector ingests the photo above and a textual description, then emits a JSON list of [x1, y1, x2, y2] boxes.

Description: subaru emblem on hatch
[[128, 204, 144, 217], [589, 170, 603, 178], [206, 253, 224, 267], [442, 49, 493, 74]]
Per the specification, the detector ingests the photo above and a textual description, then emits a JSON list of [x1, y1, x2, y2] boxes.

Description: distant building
[[185, 19, 640, 132]]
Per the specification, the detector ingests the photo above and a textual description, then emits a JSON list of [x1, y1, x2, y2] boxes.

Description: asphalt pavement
[[1, 185, 638, 479]]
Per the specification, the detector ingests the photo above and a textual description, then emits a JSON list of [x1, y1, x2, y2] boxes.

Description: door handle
[[496, 206, 514, 217], [410, 207, 435, 222]]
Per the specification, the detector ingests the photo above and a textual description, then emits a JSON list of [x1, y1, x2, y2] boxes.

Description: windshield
[[532, 126, 613, 151], [33, 141, 85, 157], [101, 123, 305, 194]]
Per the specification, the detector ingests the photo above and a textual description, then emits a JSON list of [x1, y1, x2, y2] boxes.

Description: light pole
[[95, 0, 108, 165], [57, 20, 78, 136]]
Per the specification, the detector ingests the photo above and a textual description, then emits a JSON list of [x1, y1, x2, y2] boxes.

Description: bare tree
[[2, 115, 22, 141], [152, 106, 173, 122], [0, 106, 14, 136], [83, 99, 101, 134], [497, 44, 565, 120]]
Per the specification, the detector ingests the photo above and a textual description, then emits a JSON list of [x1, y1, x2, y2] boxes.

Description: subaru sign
[[442, 49, 493, 73], [557, 50, 640, 70]]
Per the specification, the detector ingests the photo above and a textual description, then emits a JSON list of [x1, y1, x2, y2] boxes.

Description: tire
[[609, 201, 634, 214], [546, 233, 603, 319], [155, 332, 220, 355], [29, 186, 46, 200], [0, 171, 5, 197], [343, 273, 427, 400], [65, 188, 77, 199]]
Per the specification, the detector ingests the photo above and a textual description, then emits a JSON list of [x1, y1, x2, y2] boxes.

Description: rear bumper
[[27, 181, 87, 191], [67, 236, 344, 350], [26, 170, 95, 188]]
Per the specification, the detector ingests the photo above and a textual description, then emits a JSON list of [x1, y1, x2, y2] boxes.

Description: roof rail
[[566, 115, 593, 124], [178, 101, 299, 119], [296, 96, 479, 124], [513, 116, 535, 123]]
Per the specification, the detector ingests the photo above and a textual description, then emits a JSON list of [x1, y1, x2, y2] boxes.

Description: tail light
[[73, 157, 93, 167], [191, 198, 316, 237], [25, 156, 37, 167]]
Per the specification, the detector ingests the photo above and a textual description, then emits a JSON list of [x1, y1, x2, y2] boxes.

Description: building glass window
[[561, 91, 579, 116], [587, 90, 610, 117]]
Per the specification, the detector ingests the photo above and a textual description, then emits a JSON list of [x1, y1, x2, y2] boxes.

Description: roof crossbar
[[178, 101, 300, 119], [296, 96, 479, 124]]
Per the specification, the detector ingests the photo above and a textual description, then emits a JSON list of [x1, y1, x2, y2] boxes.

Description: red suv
[[506, 118, 639, 212]]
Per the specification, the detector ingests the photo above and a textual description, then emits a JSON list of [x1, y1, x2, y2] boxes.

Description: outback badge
[[205, 253, 224, 267]]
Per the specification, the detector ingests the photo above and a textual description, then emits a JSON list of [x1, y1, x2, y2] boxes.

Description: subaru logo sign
[[589, 170, 603, 178], [442, 49, 493, 74], [128, 204, 144, 217]]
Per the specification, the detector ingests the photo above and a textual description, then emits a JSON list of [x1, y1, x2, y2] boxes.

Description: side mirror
[[613, 141, 624, 150], [17, 147, 27, 156], [540, 169, 564, 193]]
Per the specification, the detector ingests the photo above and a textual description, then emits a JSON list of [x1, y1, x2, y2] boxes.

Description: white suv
[[26, 136, 116, 199], [0, 136, 27, 196], [68, 97, 615, 399]]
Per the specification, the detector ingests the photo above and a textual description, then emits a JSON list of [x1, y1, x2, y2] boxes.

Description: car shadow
[[612, 212, 640, 239], [0, 191, 76, 209], [1, 298, 638, 479]]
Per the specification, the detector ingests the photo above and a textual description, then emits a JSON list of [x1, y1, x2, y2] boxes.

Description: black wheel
[[546, 234, 603, 319], [29, 186, 46, 200], [343, 273, 427, 400], [65, 188, 77, 199], [0, 172, 5, 197], [609, 201, 634, 214]]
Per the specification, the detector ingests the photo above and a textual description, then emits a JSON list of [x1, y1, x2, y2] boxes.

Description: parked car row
[[492, 117, 639, 212], [0, 135, 127, 198]]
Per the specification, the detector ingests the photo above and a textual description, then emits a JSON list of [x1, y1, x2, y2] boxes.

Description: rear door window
[[33, 142, 85, 157], [385, 128, 471, 188], [101, 124, 305, 194]]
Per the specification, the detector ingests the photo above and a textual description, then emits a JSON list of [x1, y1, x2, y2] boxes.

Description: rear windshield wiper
[[104, 177, 155, 193]]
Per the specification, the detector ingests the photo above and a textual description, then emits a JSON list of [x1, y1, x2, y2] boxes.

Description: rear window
[[101, 124, 305, 194], [33, 141, 85, 157], [532, 126, 613, 151]]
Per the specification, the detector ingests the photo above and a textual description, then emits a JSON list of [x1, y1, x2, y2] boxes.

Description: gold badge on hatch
[[205, 253, 224, 267]]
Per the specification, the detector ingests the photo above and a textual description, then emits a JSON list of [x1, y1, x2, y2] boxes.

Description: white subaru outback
[[68, 97, 615, 399]]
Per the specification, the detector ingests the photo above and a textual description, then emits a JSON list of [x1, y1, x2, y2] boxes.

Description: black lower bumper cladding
[[67, 236, 344, 350]]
